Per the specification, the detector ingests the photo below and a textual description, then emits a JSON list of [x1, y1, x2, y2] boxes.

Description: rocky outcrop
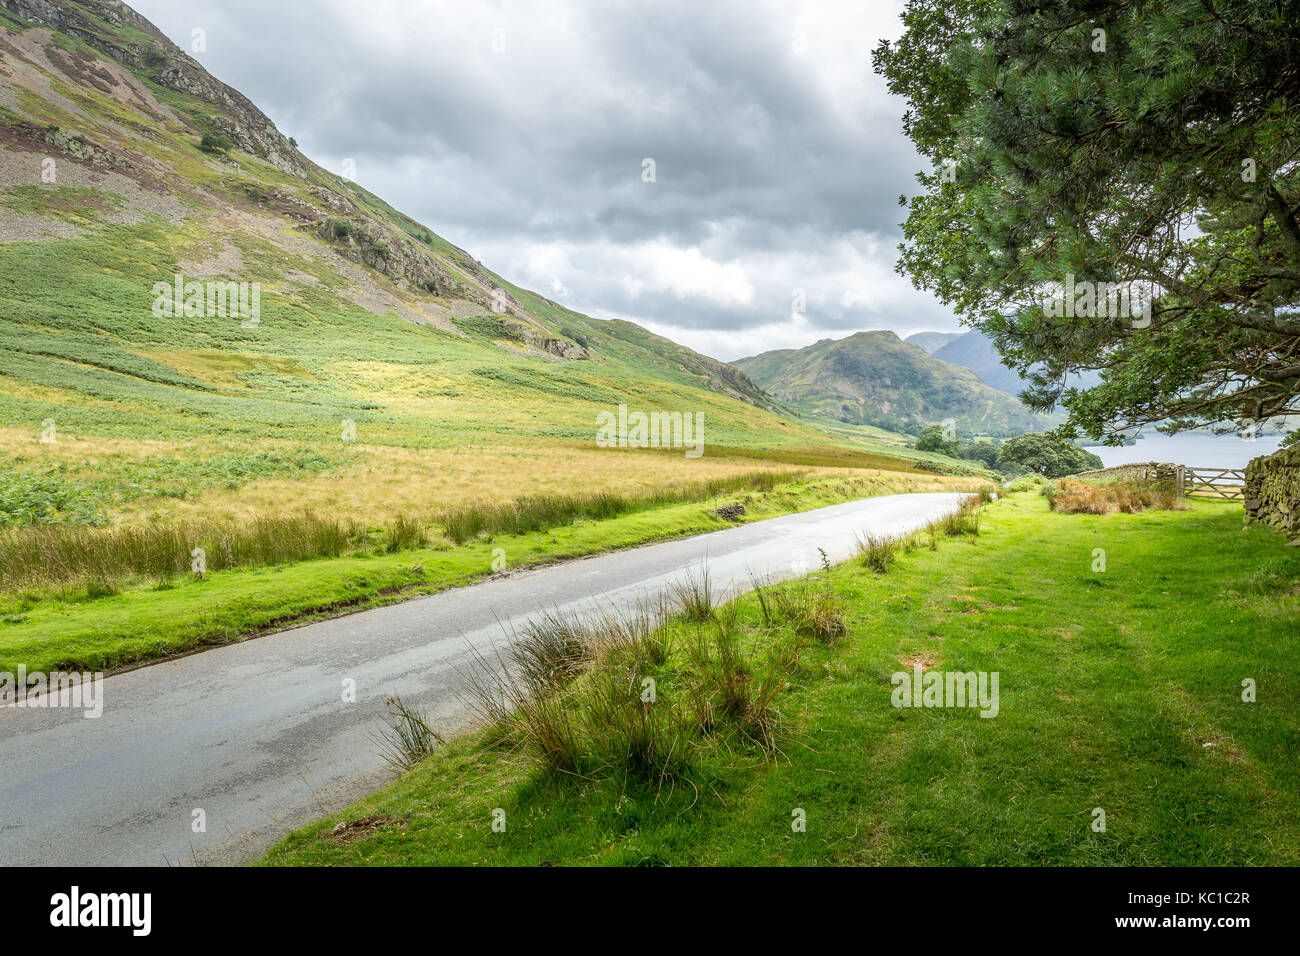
[[313, 219, 457, 297], [1244, 446, 1300, 543], [511, 323, 589, 361], [1, 0, 308, 176]]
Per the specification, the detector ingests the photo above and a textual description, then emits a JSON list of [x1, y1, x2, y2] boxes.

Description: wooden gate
[[1183, 466, 1246, 499]]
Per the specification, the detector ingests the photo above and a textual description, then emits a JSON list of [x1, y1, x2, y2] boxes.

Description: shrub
[[199, 131, 232, 154]]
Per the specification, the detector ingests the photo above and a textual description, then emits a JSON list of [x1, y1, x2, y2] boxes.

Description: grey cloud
[[132, 0, 958, 360]]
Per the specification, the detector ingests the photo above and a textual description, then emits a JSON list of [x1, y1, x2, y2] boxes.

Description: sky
[[131, 0, 959, 361]]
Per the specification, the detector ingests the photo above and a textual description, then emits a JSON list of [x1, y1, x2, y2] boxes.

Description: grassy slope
[[262, 494, 1300, 866], [0, 10, 984, 535]]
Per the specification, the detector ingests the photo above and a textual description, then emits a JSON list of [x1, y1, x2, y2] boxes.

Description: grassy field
[[261, 492, 1300, 866], [0, 471, 987, 675]]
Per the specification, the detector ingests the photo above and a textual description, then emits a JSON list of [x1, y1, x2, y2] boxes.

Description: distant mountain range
[[733, 330, 1053, 438], [904, 331, 963, 354], [912, 329, 1103, 398]]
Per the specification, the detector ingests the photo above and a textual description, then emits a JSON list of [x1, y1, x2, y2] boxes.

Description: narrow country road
[[0, 492, 967, 866]]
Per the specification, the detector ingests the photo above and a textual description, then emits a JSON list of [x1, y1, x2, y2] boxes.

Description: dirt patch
[[178, 242, 246, 278], [900, 652, 938, 669], [326, 815, 401, 844]]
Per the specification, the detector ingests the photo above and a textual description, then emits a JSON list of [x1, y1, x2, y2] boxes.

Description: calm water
[[1091, 432, 1282, 470]]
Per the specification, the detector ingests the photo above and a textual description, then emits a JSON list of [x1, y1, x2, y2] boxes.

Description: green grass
[[260, 494, 1300, 866], [0, 474, 947, 675]]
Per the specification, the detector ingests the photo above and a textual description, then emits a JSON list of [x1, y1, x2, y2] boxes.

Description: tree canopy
[[873, 0, 1300, 444], [999, 433, 1104, 477]]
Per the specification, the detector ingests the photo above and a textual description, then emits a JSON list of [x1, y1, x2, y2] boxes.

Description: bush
[[199, 131, 232, 154]]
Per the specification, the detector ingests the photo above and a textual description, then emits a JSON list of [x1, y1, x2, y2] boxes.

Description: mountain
[[0, 0, 853, 473], [934, 329, 1103, 398], [732, 331, 1050, 437], [904, 331, 962, 354]]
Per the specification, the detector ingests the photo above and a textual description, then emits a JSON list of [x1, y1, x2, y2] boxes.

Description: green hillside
[[0, 0, 998, 648], [0, 0, 946, 535], [734, 330, 1052, 438]]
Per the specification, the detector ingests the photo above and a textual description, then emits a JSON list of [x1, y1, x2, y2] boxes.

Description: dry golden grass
[[0, 426, 183, 463], [1044, 478, 1188, 515]]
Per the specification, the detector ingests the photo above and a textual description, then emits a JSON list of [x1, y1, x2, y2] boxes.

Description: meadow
[[261, 492, 1300, 866]]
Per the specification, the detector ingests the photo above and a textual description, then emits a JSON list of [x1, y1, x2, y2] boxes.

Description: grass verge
[[261, 493, 1300, 866], [0, 473, 984, 674]]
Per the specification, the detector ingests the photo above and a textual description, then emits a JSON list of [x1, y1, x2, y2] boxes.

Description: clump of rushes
[[376, 695, 445, 774], [383, 513, 428, 553], [769, 577, 847, 643], [672, 566, 715, 622], [854, 532, 900, 573], [464, 585, 796, 784], [942, 496, 983, 537]]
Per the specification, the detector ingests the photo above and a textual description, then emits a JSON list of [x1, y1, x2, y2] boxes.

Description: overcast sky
[[132, 0, 958, 361]]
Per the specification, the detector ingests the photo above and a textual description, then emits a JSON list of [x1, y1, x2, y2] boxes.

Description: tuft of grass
[[672, 566, 716, 622], [942, 496, 983, 536], [854, 532, 900, 573], [466, 590, 794, 785], [769, 577, 846, 643], [376, 695, 444, 774], [511, 608, 598, 692], [382, 514, 428, 554]]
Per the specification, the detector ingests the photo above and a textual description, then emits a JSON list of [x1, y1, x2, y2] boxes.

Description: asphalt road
[[0, 492, 967, 866]]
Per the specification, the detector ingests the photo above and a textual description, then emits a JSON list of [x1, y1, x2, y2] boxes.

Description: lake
[[1091, 431, 1283, 470]]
